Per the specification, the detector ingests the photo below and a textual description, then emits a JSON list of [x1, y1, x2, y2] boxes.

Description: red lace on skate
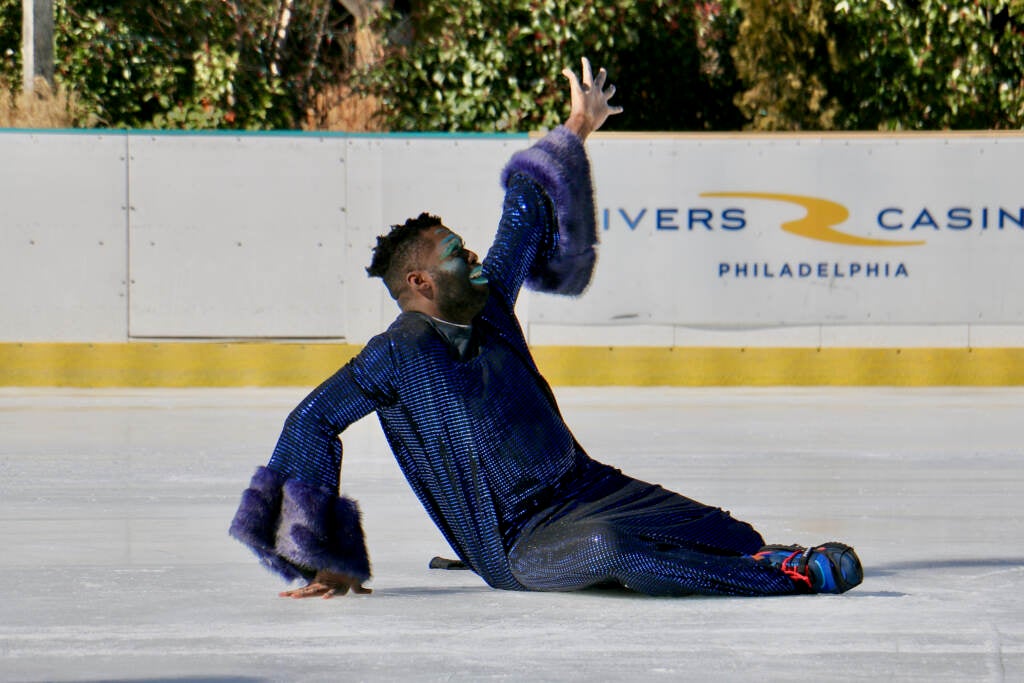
[[778, 549, 813, 590]]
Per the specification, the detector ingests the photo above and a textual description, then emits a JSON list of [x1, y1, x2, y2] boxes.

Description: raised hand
[[562, 57, 623, 140]]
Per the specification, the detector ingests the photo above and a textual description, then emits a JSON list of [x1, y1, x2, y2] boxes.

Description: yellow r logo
[[701, 192, 925, 247]]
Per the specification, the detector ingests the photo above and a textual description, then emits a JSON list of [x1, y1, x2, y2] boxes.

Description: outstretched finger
[[562, 67, 580, 89], [322, 582, 371, 597], [580, 57, 594, 88], [582, 58, 595, 89]]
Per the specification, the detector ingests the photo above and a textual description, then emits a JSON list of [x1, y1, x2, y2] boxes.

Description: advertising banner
[[530, 135, 1024, 326]]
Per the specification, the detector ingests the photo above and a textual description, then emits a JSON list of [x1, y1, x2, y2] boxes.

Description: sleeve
[[482, 125, 598, 304], [228, 334, 398, 583]]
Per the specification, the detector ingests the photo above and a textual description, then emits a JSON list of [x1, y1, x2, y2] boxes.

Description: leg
[[509, 470, 799, 597]]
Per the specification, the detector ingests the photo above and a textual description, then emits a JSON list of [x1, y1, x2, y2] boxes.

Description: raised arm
[[482, 58, 622, 304]]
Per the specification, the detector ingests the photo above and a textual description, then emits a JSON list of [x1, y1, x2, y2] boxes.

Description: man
[[230, 59, 863, 599]]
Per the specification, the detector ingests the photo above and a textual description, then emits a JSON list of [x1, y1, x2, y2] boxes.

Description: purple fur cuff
[[276, 478, 371, 582], [228, 466, 371, 583], [501, 125, 598, 296]]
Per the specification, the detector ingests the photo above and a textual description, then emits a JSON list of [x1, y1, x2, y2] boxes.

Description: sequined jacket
[[229, 127, 598, 590]]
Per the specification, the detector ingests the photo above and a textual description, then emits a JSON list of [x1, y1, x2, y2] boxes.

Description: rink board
[[1, 130, 1022, 385], [2, 130, 1023, 346]]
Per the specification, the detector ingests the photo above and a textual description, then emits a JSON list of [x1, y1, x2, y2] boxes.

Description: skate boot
[[753, 542, 863, 594]]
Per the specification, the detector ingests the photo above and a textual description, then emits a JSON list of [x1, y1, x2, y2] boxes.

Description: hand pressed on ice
[[279, 569, 372, 599], [563, 57, 623, 141]]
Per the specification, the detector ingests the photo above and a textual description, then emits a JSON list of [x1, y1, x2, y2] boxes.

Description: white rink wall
[[2, 128, 1023, 348]]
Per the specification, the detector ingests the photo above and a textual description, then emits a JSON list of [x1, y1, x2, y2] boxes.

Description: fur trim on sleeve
[[276, 478, 372, 582], [228, 466, 371, 583], [501, 126, 597, 296]]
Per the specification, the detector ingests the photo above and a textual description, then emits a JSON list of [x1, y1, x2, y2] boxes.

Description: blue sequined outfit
[[230, 127, 798, 597]]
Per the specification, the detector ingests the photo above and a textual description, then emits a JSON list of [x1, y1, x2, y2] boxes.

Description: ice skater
[[230, 58, 863, 599]]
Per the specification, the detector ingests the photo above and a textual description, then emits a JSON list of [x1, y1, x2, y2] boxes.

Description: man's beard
[[433, 269, 489, 323]]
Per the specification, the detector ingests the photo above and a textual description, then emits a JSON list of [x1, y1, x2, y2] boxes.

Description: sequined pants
[[508, 463, 799, 597]]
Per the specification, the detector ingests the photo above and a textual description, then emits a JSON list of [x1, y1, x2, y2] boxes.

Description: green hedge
[[1, 0, 1021, 130]]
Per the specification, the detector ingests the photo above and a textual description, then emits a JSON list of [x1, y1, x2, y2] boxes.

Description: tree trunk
[[21, 0, 54, 93], [339, 0, 391, 68], [270, 0, 295, 77]]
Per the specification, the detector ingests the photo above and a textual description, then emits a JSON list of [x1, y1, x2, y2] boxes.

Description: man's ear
[[406, 270, 435, 300]]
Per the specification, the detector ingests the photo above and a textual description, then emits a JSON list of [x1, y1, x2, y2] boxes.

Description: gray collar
[[415, 313, 476, 360]]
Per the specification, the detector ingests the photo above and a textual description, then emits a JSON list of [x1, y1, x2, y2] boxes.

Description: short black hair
[[366, 212, 443, 299]]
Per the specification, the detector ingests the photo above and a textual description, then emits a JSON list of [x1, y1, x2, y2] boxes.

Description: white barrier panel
[[128, 134, 350, 338], [0, 132, 128, 341], [531, 135, 1024, 327]]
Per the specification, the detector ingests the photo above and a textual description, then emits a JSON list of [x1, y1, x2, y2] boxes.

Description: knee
[[509, 521, 624, 577], [578, 522, 627, 560]]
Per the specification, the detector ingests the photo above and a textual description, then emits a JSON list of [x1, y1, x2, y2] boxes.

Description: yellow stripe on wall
[[1, 343, 1023, 387], [531, 346, 1024, 386], [0, 343, 362, 388]]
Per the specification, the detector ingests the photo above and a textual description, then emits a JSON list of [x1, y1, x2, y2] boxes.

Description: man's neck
[[400, 299, 474, 327], [428, 314, 471, 329], [411, 312, 476, 360]]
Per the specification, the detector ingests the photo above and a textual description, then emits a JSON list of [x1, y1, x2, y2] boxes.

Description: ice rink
[[2, 386, 1022, 682]]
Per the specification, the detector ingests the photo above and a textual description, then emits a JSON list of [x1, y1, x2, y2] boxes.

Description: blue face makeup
[[440, 234, 463, 261], [437, 229, 488, 285]]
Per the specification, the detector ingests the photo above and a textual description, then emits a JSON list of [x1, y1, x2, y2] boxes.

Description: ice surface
[[2, 387, 1022, 682]]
